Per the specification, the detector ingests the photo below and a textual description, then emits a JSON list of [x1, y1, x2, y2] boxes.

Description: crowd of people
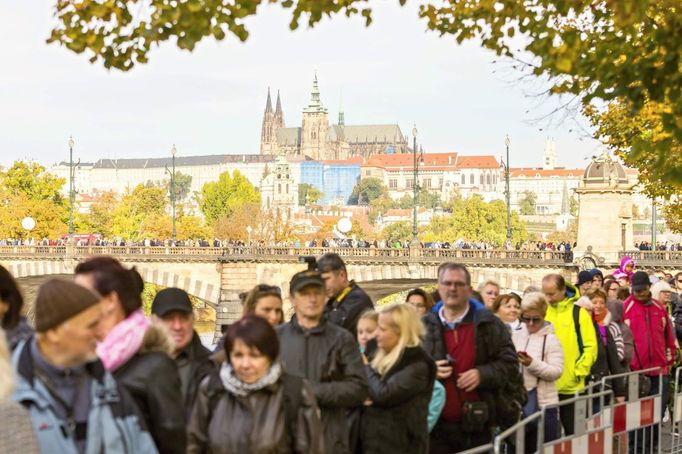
[[1, 251, 682, 453]]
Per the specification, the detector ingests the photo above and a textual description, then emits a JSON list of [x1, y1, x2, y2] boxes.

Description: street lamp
[[165, 144, 177, 244], [411, 125, 419, 247], [504, 135, 512, 247], [68, 136, 76, 244]]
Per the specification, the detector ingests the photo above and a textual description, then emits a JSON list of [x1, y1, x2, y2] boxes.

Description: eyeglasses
[[520, 315, 544, 325], [440, 281, 468, 288]]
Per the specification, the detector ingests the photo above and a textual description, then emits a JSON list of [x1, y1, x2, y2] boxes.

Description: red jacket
[[622, 295, 676, 375]]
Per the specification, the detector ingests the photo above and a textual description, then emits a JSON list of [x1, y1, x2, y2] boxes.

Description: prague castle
[[259, 74, 409, 160]]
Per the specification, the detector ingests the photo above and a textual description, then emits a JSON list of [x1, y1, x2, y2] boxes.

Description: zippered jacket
[[622, 295, 676, 375], [544, 283, 598, 395], [12, 339, 157, 454]]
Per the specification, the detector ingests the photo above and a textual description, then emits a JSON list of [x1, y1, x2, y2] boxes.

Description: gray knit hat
[[35, 279, 101, 332]]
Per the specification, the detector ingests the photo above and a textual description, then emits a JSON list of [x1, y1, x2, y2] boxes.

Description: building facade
[[361, 152, 501, 202], [259, 74, 409, 160]]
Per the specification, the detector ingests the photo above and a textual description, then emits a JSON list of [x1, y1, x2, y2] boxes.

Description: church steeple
[[275, 90, 285, 127], [304, 72, 327, 113], [265, 87, 273, 113], [561, 180, 570, 214], [275, 90, 282, 115], [338, 90, 345, 126]]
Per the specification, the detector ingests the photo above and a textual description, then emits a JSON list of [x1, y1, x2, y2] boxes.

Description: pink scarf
[[97, 309, 151, 371]]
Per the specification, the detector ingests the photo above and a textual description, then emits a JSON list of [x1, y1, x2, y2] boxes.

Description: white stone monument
[[575, 151, 634, 263]]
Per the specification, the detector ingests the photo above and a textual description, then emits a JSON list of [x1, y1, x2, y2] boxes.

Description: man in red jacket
[[622, 270, 676, 453]]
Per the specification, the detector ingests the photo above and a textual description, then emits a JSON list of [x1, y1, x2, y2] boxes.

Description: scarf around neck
[[96, 309, 151, 371], [219, 361, 282, 397]]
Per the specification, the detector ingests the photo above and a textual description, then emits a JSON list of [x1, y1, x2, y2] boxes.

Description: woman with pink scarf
[[75, 256, 186, 454], [613, 255, 636, 285]]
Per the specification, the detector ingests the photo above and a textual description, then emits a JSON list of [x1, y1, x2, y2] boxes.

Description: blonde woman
[[512, 292, 564, 449], [0, 329, 39, 453], [360, 304, 436, 454], [477, 279, 500, 309]]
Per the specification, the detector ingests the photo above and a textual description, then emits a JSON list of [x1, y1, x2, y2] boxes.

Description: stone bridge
[[1, 245, 680, 334]]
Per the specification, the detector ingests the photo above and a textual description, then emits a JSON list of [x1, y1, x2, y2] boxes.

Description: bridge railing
[[0, 245, 574, 264], [620, 250, 682, 266]]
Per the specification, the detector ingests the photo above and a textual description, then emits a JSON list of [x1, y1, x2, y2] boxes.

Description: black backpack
[[207, 371, 303, 448]]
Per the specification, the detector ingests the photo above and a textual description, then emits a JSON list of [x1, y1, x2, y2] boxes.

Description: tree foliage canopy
[[519, 191, 537, 216], [348, 177, 389, 205], [298, 183, 324, 206], [49, 0, 682, 184], [198, 170, 260, 224]]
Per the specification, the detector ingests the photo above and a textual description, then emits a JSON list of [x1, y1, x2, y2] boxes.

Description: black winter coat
[[114, 321, 186, 454], [421, 302, 520, 427], [179, 331, 215, 419], [360, 346, 436, 454], [277, 316, 368, 454], [589, 322, 627, 397], [324, 281, 374, 338]]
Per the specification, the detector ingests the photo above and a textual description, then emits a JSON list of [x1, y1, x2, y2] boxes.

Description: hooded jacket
[[113, 319, 186, 454], [613, 256, 636, 282], [512, 322, 564, 407], [277, 316, 368, 454], [622, 294, 676, 375], [543, 283, 598, 395], [12, 340, 157, 454]]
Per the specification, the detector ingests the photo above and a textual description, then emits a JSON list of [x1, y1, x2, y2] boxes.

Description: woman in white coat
[[512, 292, 565, 452]]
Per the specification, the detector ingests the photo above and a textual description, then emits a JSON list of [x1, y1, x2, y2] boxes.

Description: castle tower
[[542, 138, 557, 170], [300, 73, 329, 160], [260, 88, 278, 154]]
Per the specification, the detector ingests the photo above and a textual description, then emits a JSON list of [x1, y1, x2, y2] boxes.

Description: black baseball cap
[[290, 270, 325, 294], [631, 271, 651, 292], [151, 287, 193, 317]]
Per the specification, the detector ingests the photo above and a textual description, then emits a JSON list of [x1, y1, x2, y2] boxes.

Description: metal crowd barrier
[[541, 389, 614, 454], [493, 411, 544, 453], [670, 367, 682, 453]]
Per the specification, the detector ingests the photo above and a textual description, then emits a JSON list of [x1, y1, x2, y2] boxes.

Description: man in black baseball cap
[[152, 288, 213, 418], [277, 269, 368, 453]]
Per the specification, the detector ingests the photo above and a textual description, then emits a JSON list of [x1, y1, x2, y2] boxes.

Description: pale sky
[[0, 1, 602, 169]]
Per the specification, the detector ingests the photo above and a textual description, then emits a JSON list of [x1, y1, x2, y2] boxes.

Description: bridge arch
[[3, 260, 220, 310]]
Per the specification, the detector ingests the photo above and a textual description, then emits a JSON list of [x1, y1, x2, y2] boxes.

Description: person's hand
[[363, 398, 373, 406], [435, 359, 453, 379], [517, 352, 533, 367], [457, 369, 481, 392], [361, 354, 369, 365]]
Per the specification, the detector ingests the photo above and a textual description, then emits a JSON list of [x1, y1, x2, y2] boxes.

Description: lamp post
[[504, 135, 512, 247], [68, 136, 75, 244], [166, 144, 177, 244], [411, 125, 419, 247], [651, 198, 657, 250]]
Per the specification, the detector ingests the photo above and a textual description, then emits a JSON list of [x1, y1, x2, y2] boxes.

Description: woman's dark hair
[[0, 265, 23, 329], [616, 286, 630, 301], [405, 288, 435, 311], [242, 284, 283, 322], [74, 256, 144, 316], [224, 314, 279, 363]]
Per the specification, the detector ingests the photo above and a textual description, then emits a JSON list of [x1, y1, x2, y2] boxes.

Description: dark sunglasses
[[520, 315, 543, 325]]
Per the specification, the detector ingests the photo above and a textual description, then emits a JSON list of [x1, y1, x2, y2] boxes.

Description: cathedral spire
[[265, 87, 273, 113], [304, 71, 327, 113], [338, 89, 345, 126], [275, 90, 282, 115]]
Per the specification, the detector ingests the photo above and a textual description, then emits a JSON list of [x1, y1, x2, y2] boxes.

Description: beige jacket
[[512, 321, 564, 406]]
